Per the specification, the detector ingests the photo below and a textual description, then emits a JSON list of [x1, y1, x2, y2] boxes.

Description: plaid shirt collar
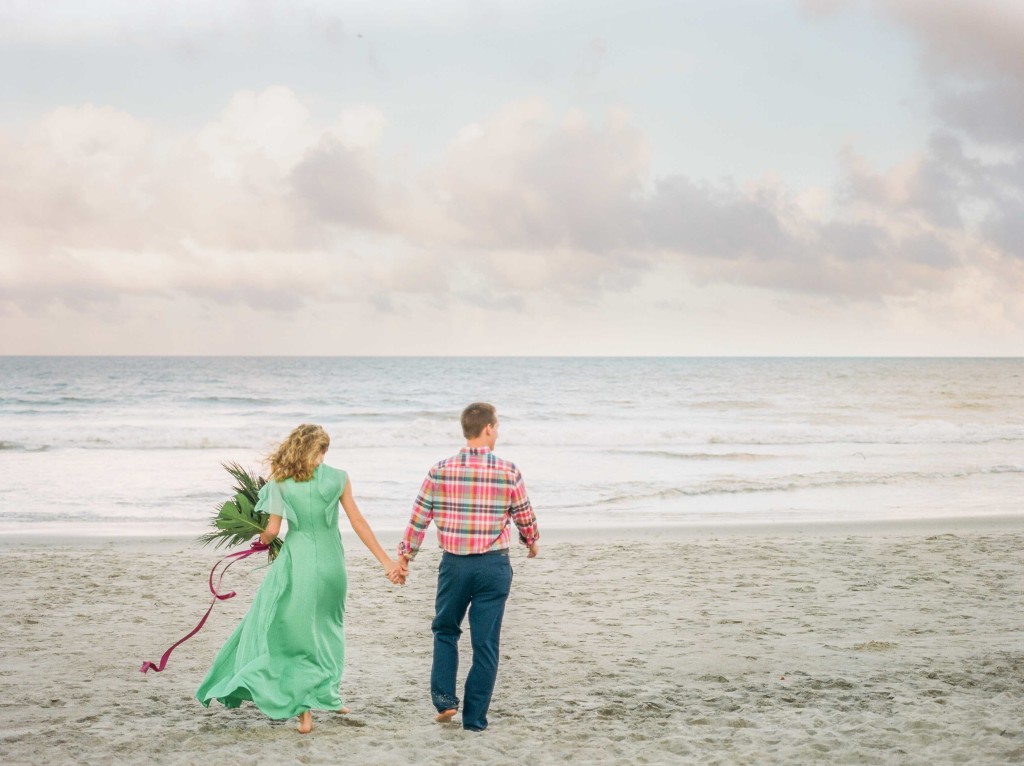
[[460, 446, 493, 456]]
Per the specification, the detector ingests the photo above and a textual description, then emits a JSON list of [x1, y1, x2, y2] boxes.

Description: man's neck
[[464, 439, 492, 450]]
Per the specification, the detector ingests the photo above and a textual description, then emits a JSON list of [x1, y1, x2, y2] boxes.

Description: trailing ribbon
[[139, 541, 270, 674]]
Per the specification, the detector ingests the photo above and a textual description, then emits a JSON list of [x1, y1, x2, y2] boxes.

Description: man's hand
[[527, 541, 539, 558]]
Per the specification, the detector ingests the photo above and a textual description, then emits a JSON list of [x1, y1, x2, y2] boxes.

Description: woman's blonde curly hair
[[267, 424, 330, 482]]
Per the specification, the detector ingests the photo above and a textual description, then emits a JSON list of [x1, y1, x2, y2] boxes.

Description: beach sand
[[1, 518, 1022, 765]]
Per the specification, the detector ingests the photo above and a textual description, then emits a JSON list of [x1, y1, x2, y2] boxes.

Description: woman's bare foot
[[335, 707, 351, 714], [297, 710, 313, 734], [435, 709, 457, 723]]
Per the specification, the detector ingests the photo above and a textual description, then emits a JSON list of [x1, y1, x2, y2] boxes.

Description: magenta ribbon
[[139, 541, 270, 674]]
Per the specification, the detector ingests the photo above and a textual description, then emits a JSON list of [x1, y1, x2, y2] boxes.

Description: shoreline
[[2, 512, 1022, 547]]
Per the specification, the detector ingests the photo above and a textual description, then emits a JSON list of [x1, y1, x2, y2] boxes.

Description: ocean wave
[[6, 429, 1024, 453], [0, 440, 49, 452], [0, 510, 165, 523], [0, 398, 114, 413], [526, 411, 595, 420], [0, 440, 258, 452], [689, 400, 772, 410], [336, 409, 453, 421], [610, 449, 778, 461], [562, 466, 1020, 508], [705, 434, 1024, 447], [0, 395, 108, 405], [186, 395, 279, 405]]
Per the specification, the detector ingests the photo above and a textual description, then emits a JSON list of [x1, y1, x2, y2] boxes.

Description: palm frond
[[223, 461, 267, 501], [196, 462, 282, 561]]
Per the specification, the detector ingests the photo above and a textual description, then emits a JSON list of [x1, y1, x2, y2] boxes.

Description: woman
[[196, 424, 403, 734]]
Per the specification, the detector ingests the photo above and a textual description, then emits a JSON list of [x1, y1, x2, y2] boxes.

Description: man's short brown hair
[[461, 402, 497, 438]]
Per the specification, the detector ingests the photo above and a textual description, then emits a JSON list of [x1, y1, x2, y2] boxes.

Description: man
[[398, 402, 540, 732]]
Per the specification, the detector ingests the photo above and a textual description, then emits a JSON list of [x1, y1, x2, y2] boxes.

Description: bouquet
[[197, 462, 283, 561]]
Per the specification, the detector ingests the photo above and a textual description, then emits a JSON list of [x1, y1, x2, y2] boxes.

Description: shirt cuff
[[398, 541, 418, 560]]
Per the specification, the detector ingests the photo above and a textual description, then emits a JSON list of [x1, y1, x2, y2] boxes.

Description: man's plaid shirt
[[398, 446, 539, 559]]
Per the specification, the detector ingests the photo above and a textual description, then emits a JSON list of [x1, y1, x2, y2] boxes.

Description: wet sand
[[1, 518, 1022, 765]]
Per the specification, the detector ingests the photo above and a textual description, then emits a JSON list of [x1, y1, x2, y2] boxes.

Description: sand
[[1, 517, 1022, 765]]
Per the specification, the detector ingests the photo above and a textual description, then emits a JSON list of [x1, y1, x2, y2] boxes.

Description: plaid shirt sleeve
[[508, 467, 539, 546], [398, 473, 435, 560]]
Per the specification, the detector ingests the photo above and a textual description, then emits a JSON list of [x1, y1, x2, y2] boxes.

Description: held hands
[[385, 547, 531, 584], [384, 556, 409, 586]]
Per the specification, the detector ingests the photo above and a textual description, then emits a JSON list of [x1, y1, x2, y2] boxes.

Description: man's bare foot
[[297, 710, 313, 734], [335, 707, 351, 714], [435, 709, 457, 723]]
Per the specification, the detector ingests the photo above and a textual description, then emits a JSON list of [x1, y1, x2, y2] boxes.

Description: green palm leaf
[[197, 462, 282, 561]]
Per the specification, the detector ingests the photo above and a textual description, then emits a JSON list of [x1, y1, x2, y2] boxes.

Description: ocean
[[0, 357, 1021, 536]]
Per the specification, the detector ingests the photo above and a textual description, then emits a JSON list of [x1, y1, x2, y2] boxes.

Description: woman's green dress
[[196, 464, 348, 719]]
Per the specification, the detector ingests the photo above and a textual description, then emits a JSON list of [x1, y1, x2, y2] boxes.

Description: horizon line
[[2, 354, 1022, 360]]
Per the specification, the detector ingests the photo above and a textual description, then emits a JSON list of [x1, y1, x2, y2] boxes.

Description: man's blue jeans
[[430, 550, 513, 731]]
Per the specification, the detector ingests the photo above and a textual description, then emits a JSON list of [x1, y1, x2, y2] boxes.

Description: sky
[[0, 0, 1021, 356]]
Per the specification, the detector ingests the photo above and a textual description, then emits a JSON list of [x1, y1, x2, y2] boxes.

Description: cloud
[[0, 87, 390, 257], [795, 0, 1024, 302], [644, 176, 799, 262], [0, 89, 393, 312], [413, 101, 1018, 300], [426, 100, 649, 253], [804, 0, 1024, 145], [644, 181, 960, 298], [903, 0, 1024, 146], [291, 139, 384, 229], [984, 198, 1024, 258], [0, 87, 1019, 326], [881, 0, 1024, 80], [419, 104, 982, 299], [844, 132, 1024, 257], [839, 137, 968, 229], [801, 0, 1024, 78]]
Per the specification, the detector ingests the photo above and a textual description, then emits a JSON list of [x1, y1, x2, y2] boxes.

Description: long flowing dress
[[196, 464, 348, 719]]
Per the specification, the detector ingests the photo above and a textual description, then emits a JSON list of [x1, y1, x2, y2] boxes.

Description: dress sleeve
[[316, 465, 346, 503], [255, 480, 294, 522]]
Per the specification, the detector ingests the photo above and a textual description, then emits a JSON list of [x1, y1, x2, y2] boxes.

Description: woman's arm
[[340, 480, 404, 583], [259, 514, 282, 546]]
